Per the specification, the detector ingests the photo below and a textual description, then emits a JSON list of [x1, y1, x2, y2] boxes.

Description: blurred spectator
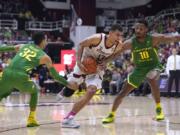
[[56, 37, 64, 43], [39, 65, 48, 91], [109, 69, 121, 95], [102, 69, 112, 94], [166, 48, 180, 97]]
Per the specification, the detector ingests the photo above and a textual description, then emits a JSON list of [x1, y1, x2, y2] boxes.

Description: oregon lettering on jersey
[[131, 34, 160, 67], [82, 33, 118, 64]]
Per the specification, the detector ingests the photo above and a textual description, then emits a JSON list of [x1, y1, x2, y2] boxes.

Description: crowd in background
[[0, 0, 33, 20], [99, 16, 180, 96], [0, 21, 179, 95], [0, 0, 28, 14], [0, 0, 179, 95], [0, 28, 66, 43], [0, 17, 179, 95]]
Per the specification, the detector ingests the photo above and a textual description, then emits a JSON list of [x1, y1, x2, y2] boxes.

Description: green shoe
[[155, 107, 165, 121], [102, 113, 115, 124]]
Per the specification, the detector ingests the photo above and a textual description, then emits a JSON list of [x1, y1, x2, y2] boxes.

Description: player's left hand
[[67, 82, 78, 90], [98, 62, 106, 70]]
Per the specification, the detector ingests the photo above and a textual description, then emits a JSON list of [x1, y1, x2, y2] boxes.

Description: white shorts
[[67, 64, 104, 89]]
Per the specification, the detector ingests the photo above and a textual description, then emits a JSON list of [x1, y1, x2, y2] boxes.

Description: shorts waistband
[[73, 73, 86, 78]]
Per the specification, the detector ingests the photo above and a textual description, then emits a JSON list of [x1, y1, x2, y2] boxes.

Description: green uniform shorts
[[127, 64, 163, 88], [0, 67, 39, 100]]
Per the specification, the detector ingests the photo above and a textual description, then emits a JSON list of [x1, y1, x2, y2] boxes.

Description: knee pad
[[63, 87, 75, 97]]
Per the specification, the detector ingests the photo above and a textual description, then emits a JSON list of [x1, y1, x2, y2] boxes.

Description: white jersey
[[68, 33, 119, 89], [81, 33, 118, 64]]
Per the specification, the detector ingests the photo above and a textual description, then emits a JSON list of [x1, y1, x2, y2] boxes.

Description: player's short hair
[[137, 20, 148, 27], [32, 32, 45, 45], [110, 24, 123, 32]]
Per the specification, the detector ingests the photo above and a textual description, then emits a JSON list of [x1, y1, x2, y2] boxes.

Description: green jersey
[[9, 44, 46, 73], [131, 34, 160, 67]]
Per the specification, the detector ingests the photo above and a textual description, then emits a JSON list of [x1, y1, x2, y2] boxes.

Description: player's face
[[110, 30, 123, 42], [134, 23, 148, 38], [172, 48, 177, 55], [41, 39, 47, 49]]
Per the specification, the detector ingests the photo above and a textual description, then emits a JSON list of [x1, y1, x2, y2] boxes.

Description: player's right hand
[[97, 62, 106, 70], [67, 82, 78, 90], [77, 62, 88, 73]]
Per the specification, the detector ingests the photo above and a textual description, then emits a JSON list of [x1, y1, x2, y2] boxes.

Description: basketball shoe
[[27, 111, 39, 127], [155, 106, 165, 121], [102, 112, 115, 124], [61, 116, 80, 128]]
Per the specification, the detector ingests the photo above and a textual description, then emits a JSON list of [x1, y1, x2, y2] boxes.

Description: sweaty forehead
[[111, 30, 123, 35], [134, 23, 146, 28], [110, 29, 120, 33]]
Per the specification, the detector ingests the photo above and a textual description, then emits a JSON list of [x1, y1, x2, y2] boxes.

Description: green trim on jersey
[[127, 75, 138, 88], [153, 48, 158, 57]]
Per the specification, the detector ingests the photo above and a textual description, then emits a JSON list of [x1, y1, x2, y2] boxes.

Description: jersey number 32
[[19, 48, 37, 61]]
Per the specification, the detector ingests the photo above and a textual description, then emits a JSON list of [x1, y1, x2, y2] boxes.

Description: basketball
[[82, 56, 97, 74]]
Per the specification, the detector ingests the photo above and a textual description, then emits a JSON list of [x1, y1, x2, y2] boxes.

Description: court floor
[[0, 93, 180, 135]]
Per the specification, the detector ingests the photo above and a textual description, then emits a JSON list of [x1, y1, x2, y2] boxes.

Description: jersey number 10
[[19, 48, 37, 61], [139, 51, 149, 60]]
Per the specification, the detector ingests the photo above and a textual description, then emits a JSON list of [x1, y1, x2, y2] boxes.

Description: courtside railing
[[98, 7, 180, 31], [0, 20, 18, 30], [25, 20, 70, 31]]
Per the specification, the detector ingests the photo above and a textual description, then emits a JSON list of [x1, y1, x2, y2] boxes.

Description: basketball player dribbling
[[56, 24, 123, 128]]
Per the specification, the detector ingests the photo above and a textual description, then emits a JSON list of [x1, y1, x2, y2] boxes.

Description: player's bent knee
[[87, 85, 97, 95], [146, 70, 160, 80], [63, 87, 75, 97]]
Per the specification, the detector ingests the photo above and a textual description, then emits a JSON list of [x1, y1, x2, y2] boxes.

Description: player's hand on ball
[[77, 62, 88, 73], [81, 57, 97, 74], [67, 82, 78, 90], [98, 63, 106, 70]]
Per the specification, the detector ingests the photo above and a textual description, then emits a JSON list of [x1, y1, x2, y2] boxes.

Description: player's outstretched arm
[[153, 34, 180, 47], [103, 39, 132, 64], [0, 44, 24, 52], [40, 55, 69, 87]]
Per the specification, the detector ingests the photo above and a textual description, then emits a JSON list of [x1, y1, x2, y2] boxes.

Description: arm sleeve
[[0, 46, 15, 52], [49, 67, 68, 86]]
